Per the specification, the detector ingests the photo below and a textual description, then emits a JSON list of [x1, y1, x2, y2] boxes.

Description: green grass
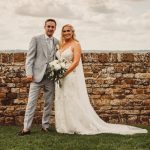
[[0, 125, 149, 150]]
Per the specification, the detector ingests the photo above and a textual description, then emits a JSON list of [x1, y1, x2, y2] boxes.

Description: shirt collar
[[45, 34, 53, 40]]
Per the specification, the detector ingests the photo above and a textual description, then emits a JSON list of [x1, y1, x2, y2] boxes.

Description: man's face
[[44, 21, 56, 37]]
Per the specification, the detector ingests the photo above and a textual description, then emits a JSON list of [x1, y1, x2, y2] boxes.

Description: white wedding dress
[[55, 47, 148, 135]]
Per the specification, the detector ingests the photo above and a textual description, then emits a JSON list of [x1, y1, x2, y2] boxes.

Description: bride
[[55, 24, 148, 135]]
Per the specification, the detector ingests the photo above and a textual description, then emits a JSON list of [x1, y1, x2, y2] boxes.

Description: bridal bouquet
[[46, 59, 67, 87]]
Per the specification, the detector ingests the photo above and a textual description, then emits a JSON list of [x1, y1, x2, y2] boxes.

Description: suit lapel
[[41, 34, 49, 59]]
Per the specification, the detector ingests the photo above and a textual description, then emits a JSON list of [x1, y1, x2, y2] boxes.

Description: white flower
[[60, 62, 66, 68], [53, 60, 59, 65], [49, 60, 59, 66], [54, 64, 61, 70]]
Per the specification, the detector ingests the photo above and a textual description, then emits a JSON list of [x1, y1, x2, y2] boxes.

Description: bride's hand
[[63, 72, 68, 78]]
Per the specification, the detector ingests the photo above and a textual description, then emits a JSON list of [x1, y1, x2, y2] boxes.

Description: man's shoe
[[41, 127, 50, 132], [18, 130, 31, 136]]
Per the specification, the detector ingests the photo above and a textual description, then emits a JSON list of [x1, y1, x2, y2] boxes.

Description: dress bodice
[[56, 46, 73, 63]]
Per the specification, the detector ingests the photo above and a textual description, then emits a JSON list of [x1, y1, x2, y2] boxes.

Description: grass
[[0, 125, 149, 150]]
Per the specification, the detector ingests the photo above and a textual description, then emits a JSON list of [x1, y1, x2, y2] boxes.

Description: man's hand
[[26, 75, 33, 82]]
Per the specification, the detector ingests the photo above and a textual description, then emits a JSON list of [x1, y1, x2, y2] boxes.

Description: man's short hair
[[45, 19, 57, 26]]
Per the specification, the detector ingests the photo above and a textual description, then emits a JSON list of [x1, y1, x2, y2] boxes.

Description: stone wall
[[0, 50, 150, 126]]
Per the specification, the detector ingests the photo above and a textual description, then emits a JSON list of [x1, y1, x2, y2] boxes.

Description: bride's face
[[62, 26, 73, 40]]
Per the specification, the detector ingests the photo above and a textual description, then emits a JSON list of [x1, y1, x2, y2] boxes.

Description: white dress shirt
[[45, 34, 53, 49]]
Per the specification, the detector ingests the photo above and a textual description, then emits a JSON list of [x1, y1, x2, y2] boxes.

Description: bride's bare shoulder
[[73, 40, 80, 45], [72, 40, 81, 48], [71, 41, 82, 53]]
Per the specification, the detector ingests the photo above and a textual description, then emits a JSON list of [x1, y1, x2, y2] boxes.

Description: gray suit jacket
[[25, 34, 59, 83]]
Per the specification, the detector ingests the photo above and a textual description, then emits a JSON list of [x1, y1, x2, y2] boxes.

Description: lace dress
[[55, 47, 148, 135]]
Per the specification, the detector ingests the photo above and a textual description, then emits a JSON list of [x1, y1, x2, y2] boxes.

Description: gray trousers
[[24, 78, 55, 130]]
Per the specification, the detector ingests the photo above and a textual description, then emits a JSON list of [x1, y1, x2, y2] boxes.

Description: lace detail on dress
[[56, 47, 75, 71]]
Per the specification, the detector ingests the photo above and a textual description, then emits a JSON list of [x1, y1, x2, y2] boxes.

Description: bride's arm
[[63, 42, 81, 77]]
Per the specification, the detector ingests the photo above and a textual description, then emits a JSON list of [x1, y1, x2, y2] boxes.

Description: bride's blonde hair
[[60, 24, 78, 48]]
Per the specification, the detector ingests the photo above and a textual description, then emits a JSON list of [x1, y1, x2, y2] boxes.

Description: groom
[[18, 19, 59, 136]]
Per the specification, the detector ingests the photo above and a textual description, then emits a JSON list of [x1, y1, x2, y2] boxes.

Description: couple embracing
[[18, 19, 147, 136]]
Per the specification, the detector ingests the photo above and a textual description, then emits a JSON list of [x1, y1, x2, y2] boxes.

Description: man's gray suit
[[24, 34, 59, 130]]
